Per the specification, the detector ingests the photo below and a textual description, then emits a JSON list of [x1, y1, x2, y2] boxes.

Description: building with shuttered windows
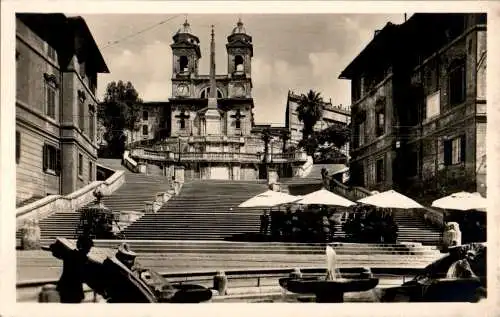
[[339, 13, 486, 197], [15, 13, 109, 207]]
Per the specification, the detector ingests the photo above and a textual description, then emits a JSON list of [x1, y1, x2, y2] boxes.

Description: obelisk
[[205, 25, 220, 135]]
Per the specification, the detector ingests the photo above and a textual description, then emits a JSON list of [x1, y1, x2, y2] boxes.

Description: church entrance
[[258, 163, 268, 179], [211, 166, 230, 180]]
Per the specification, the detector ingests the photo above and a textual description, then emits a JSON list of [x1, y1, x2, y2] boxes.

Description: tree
[[280, 129, 290, 154], [296, 90, 351, 157], [296, 90, 324, 156], [297, 90, 324, 140], [98, 81, 143, 157]]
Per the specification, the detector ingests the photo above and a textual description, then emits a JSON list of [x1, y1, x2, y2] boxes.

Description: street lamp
[[178, 137, 181, 163]]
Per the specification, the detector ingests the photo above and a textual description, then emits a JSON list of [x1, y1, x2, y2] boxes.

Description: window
[[359, 122, 365, 146], [425, 90, 441, 119], [200, 87, 223, 99], [46, 83, 56, 119], [179, 120, 186, 130], [444, 135, 466, 165], [43, 144, 61, 175], [376, 111, 385, 137], [16, 131, 21, 164], [376, 158, 385, 183], [449, 61, 466, 106], [78, 153, 83, 176], [88, 161, 93, 181], [235, 119, 241, 129], [89, 109, 95, 142], [179, 56, 189, 72], [79, 99, 85, 133], [234, 55, 244, 72], [142, 125, 149, 136], [47, 44, 56, 61], [143, 111, 149, 121]]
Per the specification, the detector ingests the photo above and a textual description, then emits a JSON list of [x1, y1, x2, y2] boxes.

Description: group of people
[[342, 205, 398, 243], [259, 206, 341, 243]]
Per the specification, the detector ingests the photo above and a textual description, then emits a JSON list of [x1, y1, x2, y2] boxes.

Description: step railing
[[16, 170, 126, 228], [123, 150, 139, 173]]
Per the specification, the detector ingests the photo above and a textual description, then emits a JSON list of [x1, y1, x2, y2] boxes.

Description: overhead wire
[[101, 15, 182, 49]]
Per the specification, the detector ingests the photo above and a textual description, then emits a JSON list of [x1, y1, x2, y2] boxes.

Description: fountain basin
[[279, 277, 379, 303]]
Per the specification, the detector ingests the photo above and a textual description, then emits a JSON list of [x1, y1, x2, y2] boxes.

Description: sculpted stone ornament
[[21, 219, 41, 250], [42, 237, 213, 303]]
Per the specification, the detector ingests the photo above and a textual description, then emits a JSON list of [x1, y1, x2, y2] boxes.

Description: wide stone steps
[[121, 180, 270, 240], [33, 239, 441, 255], [393, 213, 442, 245], [17, 242, 443, 281]]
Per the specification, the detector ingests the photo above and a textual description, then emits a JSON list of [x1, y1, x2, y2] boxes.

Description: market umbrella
[[431, 191, 487, 211], [295, 189, 356, 207], [357, 190, 424, 209], [238, 190, 301, 208]]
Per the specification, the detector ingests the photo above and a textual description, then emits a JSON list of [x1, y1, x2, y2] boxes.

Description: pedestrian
[[260, 210, 270, 236], [56, 234, 93, 303]]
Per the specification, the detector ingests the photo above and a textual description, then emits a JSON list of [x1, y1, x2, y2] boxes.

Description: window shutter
[[16, 131, 20, 164], [460, 135, 466, 163], [56, 148, 62, 175], [444, 139, 452, 165], [42, 144, 48, 171]]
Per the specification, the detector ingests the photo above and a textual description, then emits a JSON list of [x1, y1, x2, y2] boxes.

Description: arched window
[[179, 56, 189, 72], [200, 87, 223, 99], [234, 55, 244, 72], [142, 110, 148, 121]]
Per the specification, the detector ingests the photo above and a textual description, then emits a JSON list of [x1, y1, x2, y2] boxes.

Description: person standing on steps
[[260, 210, 270, 236]]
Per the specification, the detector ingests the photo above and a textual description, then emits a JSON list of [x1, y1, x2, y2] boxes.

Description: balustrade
[[129, 147, 308, 163]]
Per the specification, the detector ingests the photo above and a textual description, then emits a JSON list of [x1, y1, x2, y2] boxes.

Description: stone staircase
[[17, 241, 443, 282], [121, 180, 270, 240], [17, 160, 171, 241], [393, 211, 442, 245]]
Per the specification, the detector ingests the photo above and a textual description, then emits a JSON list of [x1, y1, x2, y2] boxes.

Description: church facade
[[126, 19, 308, 180]]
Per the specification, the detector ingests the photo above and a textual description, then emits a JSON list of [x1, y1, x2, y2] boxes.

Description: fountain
[[279, 245, 379, 303], [42, 237, 213, 303]]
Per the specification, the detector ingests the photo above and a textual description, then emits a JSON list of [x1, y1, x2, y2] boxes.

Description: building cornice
[[412, 24, 487, 73]]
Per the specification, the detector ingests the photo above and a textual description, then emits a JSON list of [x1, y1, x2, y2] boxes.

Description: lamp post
[[178, 137, 181, 163]]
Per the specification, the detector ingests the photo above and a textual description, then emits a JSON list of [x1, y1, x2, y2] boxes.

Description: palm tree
[[280, 129, 290, 154], [261, 128, 272, 163], [296, 90, 324, 141]]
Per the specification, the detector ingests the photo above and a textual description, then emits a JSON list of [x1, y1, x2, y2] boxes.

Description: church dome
[[177, 19, 193, 35], [231, 19, 246, 34]]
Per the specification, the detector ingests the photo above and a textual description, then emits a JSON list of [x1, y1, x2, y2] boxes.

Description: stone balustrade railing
[[123, 150, 138, 172], [16, 170, 126, 228]]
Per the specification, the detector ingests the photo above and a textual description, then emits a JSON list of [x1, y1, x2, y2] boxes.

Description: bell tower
[[171, 19, 201, 97], [226, 18, 253, 77], [226, 18, 253, 98]]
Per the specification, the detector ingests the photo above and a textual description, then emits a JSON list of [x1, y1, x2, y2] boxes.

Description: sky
[[82, 13, 408, 125]]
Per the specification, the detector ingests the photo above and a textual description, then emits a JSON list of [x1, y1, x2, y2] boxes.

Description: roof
[[17, 13, 109, 74], [339, 13, 480, 80], [68, 16, 109, 73], [338, 22, 398, 80]]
